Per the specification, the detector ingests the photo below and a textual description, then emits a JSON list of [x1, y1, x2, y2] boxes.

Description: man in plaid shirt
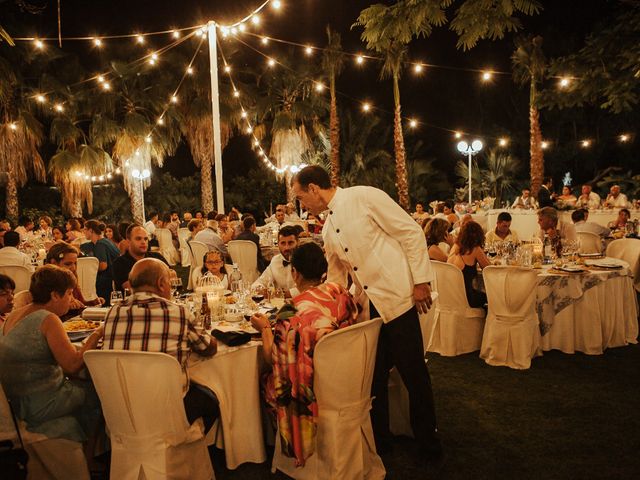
[[103, 258, 219, 432]]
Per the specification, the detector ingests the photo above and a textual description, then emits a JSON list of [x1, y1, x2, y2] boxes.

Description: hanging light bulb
[[305, 46, 313, 55], [93, 38, 102, 47], [224, 65, 231, 73], [35, 94, 46, 103], [581, 139, 591, 148], [414, 64, 424, 73], [498, 138, 508, 147], [482, 71, 493, 81], [619, 134, 629, 143], [362, 102, 371, 112], [261, 37, 269, 45], [252, 15, 260, 25], [187, 66, 194, 75], [454, 131, 462, 139], [272, 0, 282, 9], [559, 77, 571, 88], [267, 58, 276, 67], [172, 30, 181, 39], [102, 82, 111, 91], [356, 55, 364, 65], [136, 34, 145, 44], [54, 103, 64, 112], [170, 95, 178, 103], [541, 141, 549, 150], [409, 119, 418, 128]]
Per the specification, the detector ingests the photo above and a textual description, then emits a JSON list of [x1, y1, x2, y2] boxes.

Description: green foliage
[[144, 172, 202, 215], [225, 168, 286, 220], [456, 150, 520, 205]]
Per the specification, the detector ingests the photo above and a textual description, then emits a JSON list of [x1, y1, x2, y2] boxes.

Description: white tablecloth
[[188, 341, 266, 469]]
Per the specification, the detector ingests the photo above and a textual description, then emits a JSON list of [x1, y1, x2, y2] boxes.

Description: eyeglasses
[[205, 260, 224, 265]]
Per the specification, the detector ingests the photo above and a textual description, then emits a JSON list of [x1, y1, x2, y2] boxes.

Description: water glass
[[110, 291, 123, 306]]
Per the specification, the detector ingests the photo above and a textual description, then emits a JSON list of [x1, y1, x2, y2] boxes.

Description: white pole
[[468, 151, 472, 205], [208, 21, 225, 214], [140, 178, 146, 224]]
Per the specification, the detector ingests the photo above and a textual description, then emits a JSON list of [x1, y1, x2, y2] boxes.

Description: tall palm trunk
[[68, 197, 83, 218], [5, 161, 18, 224], [329, 74, 340, 187], [529, 79, 544, 196], [130, 181, 144, 224], [392, 74, 409, 210], [201, 154, 214, 214]]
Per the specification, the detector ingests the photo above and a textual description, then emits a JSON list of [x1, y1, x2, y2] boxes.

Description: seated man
[[284, 202, 301, 222], [0, 231, 33, 270], [571, 208, 610, 237], [603, 185, 630, 209], [143, 212, 159, 237], [252, 225, 299, 297], [511, 187, 537, 209], [112, 224, 168, 292], [537, 207, 577, 243], [187, 218, 204, 242], [257, 209, 288, 233], [576, 184, 601, 209], [485, 211, 519, 243], [181, 211, 193, 228], [235, 216, 267, 272], [193, 219, 229, 257], [103, 258, 219, 433]]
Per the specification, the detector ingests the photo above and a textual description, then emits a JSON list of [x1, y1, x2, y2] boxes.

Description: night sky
[[4, 0, 626, 185]]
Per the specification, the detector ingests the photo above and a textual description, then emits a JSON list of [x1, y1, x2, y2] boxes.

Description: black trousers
[[183, 382, 220, 434], [370, 303, 440, 452]]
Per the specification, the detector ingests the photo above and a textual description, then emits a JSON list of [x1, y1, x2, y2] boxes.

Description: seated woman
[[105, 224, 122, 248], [65, 218, 86, 246], [557, 186, 577, 208], [0, 274, 15, 325], [447, 221, 490, 309], [250, 242, 358, 466], [0, 265, 103, 474], [608, 208, 631, 231], [424, 218, 452, 262], [192, 250, 229, 289]]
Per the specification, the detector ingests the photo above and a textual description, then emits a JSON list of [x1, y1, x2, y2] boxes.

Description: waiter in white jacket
[[292, 166, 441, 460]]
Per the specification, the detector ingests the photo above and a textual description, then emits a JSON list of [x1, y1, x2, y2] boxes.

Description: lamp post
[[132, 168, 151, 224], [457, 139, 483, 205]]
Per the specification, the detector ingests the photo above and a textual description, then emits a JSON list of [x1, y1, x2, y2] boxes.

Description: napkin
[[211, 329, 252, 347], [81, 307, 109, 321]]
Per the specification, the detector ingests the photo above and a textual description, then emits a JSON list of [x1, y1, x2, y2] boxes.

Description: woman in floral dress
[[251, 242, 358, 466]]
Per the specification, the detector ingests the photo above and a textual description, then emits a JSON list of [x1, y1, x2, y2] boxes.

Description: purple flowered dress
[[264, 282, 358, 466]]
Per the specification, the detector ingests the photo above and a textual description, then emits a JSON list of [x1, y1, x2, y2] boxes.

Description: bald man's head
[[129, 258, 171, 298]]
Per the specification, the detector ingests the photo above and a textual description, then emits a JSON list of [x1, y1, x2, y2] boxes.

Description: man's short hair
[[523, 187, 531, 192], [620, 208, 631, 216], [206, 211, 218, 220], [3, 231, 20, 247], [126, 223, 146, 240], [148, 212, 158, 220], [497, 212, 512, 223], [571, 209, 587, 223], [0, 273, 15, 292], [242, 216, 256, 230], [538, 206, 558, 221], [187, 219, 201, 232], [293, 165, 332, 190], [278, 225, 299, 239]]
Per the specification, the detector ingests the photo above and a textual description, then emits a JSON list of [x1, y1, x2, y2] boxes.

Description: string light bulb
[[93, 38, 102, 47], [97, 75, 105, 83], [34, 39, 44, 49], [224, 65, 231, 73], [454, 131, 462, 139], [315, 82, 325, 92], [54, 103, 64, 112], [145, 136, 152, 143], [102, 82, 111, 91], [170, 95, 178, 103], [233, 90, 240, 97], [136, 34, 145, 44], [252, 15, 260, 25], [482, 71, 493, 81], [498, 138, 508, 147], [541, 141, 549, 150], [172, 30, 180, 39], [414, 64, 423, 73], [619, 134, 629, 143], [231, 27, 238, 35], [241, 111, 247, 118], [107, 173, 113, 179], [267, 58, 276, 67], [362, 102, 371, 112], [238, 24, 246, 33], [246, 126, 253, 133], [186, 66, 194, 75], [272, 0, 282, 9], [581, 139, 591, 148], [9, 123, 17, 130], [261, 37, 270, 45], [356, 55, 364, 65], [254, 139, 260, 147], [149, 53, 158, 65], [36, 94, 46, 103], [409, 119, 418, 128], [115, 167, 122, 174], [157, 117, 164, 125], [559, 77, 571, 88], [305, 46, 313, 55]]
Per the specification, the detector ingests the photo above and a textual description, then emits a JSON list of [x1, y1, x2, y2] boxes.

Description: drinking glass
[[123, 288, 132, 300], [110, 291, 123, 306], [251, 284, 266, 304], [271, 288, 286, 309], [170, 277, 183, 299]]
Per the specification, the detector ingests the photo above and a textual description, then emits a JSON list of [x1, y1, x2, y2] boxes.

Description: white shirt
[[538, 221, 578, 243], [193, 228, 228, 256], [604, 193, 629, 208], [323, 186, 434, 322], [143, 220, 156, 236], [14, 226, 33, 242], [252, 253, 297, 296], [576, 192, 601, 209], [511, 195, 537, 209], [574, 220, 610, 237], [0, 246, 33, 270]]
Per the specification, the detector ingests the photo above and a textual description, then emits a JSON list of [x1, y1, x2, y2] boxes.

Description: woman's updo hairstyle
[[84, 219, 106, 236], [290, 242, 327, 282]]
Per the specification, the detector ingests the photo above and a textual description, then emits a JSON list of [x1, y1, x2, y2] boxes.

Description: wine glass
[[110, 291, 123, 306], [271, 288, 286, 309], [170, 277, 183, 299], [251, 284, 266, 304]]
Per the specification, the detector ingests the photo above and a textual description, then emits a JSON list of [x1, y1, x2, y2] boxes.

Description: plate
[[552, 266, 587, 273], [585, 260, 623, 269], [578, 252, 603, 258]]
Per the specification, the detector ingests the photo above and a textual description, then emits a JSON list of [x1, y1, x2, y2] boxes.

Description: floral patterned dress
[[264, 282, 358, 466]]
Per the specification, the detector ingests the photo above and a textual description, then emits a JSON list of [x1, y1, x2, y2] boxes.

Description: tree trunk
[[392, 74, 410, 210], [529, 105, 544, 196], [5, 162, 18, 224], [68, 198, 83, 218], [130, 180, 144, 225], [329, 76, 340, 187], [201, 154, 214, 214]]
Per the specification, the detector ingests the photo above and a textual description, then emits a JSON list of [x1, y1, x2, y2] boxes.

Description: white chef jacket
[[322, 186, 434, 322], [604, 193, 630, 208], [0, 247, 34, 270], [252, 253, 297, 296]]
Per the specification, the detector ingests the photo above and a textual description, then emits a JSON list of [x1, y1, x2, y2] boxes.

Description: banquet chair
[[178, 228, 191, 267], [0, 383, 90, 480], [480, 266, 542, 369], [83, 350, 214, 480], [0, 265, 32, 292], [606, 239, 640, 292], [272, 318, 385, 480], [426, 261, 485, 356], [577, 231, 602, 254], [77, 256, 99, 301], [188, 241, 209, 290], [227, 240, 260, 283], [155, 228, 180, 266]]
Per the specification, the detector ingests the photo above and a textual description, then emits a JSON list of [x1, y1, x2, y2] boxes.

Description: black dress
[[461, 261, 487, 308]]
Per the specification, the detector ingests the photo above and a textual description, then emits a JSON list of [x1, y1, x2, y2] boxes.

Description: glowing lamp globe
[[457, 141, 469, 153]]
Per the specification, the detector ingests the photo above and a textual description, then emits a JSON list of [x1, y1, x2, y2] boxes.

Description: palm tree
[[0, 56, 46, 222], [455, 150, 519, 206], [512, 35, 546, 196], [322, 26, 345, 187]]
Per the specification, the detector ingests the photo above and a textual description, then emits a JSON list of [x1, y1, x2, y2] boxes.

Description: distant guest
[[448, 221, 490, 309]]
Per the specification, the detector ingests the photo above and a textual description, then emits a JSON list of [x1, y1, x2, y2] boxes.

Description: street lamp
[[457, 139, 483, 205], [131, 168, 151, 223]]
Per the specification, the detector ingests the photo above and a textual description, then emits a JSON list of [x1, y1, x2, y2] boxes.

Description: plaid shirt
[[102, 292, 212, 390]]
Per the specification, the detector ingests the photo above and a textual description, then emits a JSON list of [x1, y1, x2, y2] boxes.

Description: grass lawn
[[213, 343, 640, 480]]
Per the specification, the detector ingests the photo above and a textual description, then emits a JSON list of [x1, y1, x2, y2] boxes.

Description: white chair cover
[[178, 228, 192, 267], [577, 231, 602, 254], [480, 266, 542, 369], [83, 350, 214, 480], [426, 261, 485, 356], [77, 256, 99, 301], [0, 265, 32, 292], [188, 241, 209, 290], [606, 239, 640, 292], [0, 383, 89, 480], [272, 318, 385, 480], [155, 228, 180, 266], [227, 240, 260, 284]]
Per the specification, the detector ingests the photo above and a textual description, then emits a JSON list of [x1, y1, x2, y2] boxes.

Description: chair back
[[0, 265, 32, 292], [227, 240, 259, 283], [178, 228, 191, 267], [77, 256, 99, 301], [606, 239, 640, 291], [313, 318, 382, 410], [84, 350, 191, 437], [187, 241, 209, 291], [431, 261, 472, 310], [577, 231, 602, 254], [483, 266, 538, 319], [155, 228, 179, 266]]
